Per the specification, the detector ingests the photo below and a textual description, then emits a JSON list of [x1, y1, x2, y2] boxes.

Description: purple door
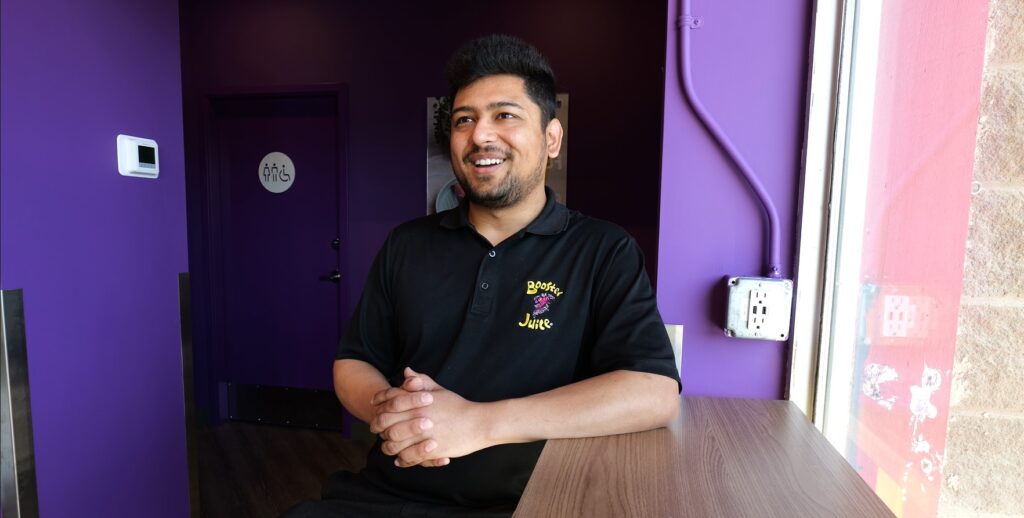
[[209, 92, 345, 393]]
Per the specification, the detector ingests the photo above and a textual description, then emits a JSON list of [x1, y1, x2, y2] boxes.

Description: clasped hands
[[369, 367, 493, 468]]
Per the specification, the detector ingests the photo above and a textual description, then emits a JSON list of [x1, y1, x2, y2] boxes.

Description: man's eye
[[454, 116, 474, 126], [497, 112, 516, 120]]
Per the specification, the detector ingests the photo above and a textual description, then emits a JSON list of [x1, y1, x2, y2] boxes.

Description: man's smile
[[465, 152, 509, 174], [473, 158, 504, 166]]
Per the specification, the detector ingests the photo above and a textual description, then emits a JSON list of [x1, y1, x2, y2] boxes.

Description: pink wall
[[850, 1, 989, 515]]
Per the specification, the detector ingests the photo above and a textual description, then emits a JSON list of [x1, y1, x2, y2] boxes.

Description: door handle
[[319, 269, 341, 283]]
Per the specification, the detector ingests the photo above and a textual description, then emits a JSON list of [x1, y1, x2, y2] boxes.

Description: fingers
[[370, 387, 407, 406], [402, 375, 425, 392], [369, 392, 433, 433], [382, 391, 433, 414], [394, 439, 439, 468], [371, 405, 425, 435], [402, 368, 442, 392], [369, 416, 388, 435], [378, 412, 450, 469], [370, 410, 403, 435], [418, 458, 451, 468], [371, 367, 441, 406], [380, 418, 434, 455]]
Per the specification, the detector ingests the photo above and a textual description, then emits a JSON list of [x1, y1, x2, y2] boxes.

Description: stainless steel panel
[[1, 289, 40, 518]]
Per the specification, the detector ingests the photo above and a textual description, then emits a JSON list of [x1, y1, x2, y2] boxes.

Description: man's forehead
[[452, 75, 535, 111]]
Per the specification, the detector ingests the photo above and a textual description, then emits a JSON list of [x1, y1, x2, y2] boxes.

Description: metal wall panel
[[1, 290, 39, 518]]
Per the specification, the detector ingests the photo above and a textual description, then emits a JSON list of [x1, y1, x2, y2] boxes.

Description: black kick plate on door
[[227, 383, 345, 431]]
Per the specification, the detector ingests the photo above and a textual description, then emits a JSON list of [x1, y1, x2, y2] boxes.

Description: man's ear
[[545, 118, 564, 159]]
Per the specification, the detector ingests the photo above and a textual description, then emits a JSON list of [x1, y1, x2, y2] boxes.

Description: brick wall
[[940, 0, 1024, 515]]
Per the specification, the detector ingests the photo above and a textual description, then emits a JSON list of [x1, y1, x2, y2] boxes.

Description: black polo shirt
[[336, 188, 680, 509]]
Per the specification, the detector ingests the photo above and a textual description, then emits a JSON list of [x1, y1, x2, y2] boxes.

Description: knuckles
[[398, 449, 422, 465], [384, 398, 405, 413]]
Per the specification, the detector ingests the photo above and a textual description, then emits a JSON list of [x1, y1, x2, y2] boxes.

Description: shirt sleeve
[[335, 233, 398, 377], [586, 235, 681, 392]]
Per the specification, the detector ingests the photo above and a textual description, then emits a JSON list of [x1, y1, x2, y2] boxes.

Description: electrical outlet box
[[725, 277, 793, 341]]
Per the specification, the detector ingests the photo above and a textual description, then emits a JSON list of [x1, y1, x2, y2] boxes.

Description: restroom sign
[[259, 152, 295, 193]]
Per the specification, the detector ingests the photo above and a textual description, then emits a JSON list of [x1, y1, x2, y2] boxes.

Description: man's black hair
[[444, 34, 558, 127]]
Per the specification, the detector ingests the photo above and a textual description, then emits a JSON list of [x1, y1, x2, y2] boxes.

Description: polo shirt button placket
[[470, 248, 498, 314]]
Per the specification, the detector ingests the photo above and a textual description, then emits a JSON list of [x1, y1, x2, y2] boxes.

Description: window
[[791, 1, 989, 516]]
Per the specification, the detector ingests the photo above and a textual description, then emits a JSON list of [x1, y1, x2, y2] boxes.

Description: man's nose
[[471, 119, 497, 146]]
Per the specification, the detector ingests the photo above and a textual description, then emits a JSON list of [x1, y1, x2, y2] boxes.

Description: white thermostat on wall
[[117, 134, 159, 178]]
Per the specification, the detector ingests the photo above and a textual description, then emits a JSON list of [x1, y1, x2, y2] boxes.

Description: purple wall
[[658, 0, 811, 399], [1, 0, 190, 516], [180, 0, 668, 418]]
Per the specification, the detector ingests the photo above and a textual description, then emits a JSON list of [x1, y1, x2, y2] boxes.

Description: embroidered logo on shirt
[[519, 281, 562, 331], [532, 293, 555, 316]]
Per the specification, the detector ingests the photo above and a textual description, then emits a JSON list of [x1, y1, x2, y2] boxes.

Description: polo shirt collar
[[439, 186, 569, 235]]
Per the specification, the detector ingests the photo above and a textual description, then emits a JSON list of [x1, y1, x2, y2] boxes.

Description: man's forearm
[[333, 359, 392, 423], [484, 370, 680, 445]]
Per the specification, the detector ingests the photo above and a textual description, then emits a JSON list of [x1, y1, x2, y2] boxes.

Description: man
[[285, 34, 680, 517]]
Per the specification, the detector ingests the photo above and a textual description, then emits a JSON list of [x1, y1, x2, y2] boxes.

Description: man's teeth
[[474, 158, 505, 166]]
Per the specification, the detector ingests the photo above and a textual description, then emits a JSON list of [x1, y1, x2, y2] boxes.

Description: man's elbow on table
[[650, 374, 682, 428]]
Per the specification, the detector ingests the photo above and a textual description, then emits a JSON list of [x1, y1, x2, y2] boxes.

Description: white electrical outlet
[[725, 277, 793, 341], [882, 294, 915, 337]]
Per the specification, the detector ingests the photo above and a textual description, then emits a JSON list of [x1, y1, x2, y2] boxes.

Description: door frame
[[191, 84, 350, 425]]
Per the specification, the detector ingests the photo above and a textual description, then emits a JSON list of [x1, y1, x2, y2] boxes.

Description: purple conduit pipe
[[676, 0, 784, 279]]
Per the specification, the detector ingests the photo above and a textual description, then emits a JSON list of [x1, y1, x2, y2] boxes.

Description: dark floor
[[198, 422, 373, 518]]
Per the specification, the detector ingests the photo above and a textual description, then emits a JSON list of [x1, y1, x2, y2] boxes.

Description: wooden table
[[514, 397, 894, 517]]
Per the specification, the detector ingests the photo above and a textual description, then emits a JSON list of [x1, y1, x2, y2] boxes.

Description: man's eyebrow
[[489, 101, 525, 110], [451, 101, 526, 115]]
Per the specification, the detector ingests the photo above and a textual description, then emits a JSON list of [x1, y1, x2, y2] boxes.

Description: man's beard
[[458, 160, 545, 209]]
